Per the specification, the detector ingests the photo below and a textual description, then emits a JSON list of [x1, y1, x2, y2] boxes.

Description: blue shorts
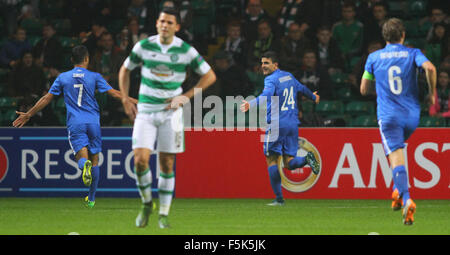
[[378, 115, 419, 156], [263, 126, 298, 157], [67, 123, 102, 155]]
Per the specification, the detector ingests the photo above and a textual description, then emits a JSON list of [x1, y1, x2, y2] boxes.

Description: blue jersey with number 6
[[364, 43, 428, 120], [49, 67, 112, 126]]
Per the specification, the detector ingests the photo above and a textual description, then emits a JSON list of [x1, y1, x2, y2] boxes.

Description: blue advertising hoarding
[[0, 127, 161, 197]]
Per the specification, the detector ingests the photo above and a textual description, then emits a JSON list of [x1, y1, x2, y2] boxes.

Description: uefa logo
[[0, 145, 9, 183], [277, 137, 321, 192]]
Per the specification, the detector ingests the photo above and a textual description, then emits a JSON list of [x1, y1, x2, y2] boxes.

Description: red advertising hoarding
[[176, 128, 450, 199]]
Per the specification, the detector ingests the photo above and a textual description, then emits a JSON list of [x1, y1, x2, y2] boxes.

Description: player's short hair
[[160, 7, 181, 24], [71, 45, 89, 64], [261, 51, 279, 64], [382, 18, 405, 43]]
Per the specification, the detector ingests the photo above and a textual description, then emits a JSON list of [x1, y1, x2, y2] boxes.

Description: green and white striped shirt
[[124, 34, 211, 113]]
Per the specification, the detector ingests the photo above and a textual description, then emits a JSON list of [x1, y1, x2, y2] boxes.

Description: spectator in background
[[425, 7, 449, 42], [32, 22, 63, 71], [348, 40, 383, 99], [81, 20, 107, 57], [314, 26, 345, 76], [212, 50, 253, 99], [117, 16, 148, 54], [0, 27, 32, 69], [294, 49, 333, 100], [425, 22, 449, 70], [7, 50, 57, 126], [363, 2, 388, 50], [279, 22, 311, 73], [7, 50, 46, 98], [89, 31, 126, 88], [429, 69, 450, 118], [243, 0, 273, 43], [127, 0, 150, 32], [219, 19, 248, 68], [247, 19, 281, 68], [246, 59, 265, 96], [277, 0, 309, 36], [331, 1, 364, 72]]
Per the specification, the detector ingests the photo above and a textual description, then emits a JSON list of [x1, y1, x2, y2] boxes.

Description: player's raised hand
[[122, 98, 137, 120], [12, 111, 31, 128], [165, 95, 190, 110], [240, 100, 250, 112], [313, 91, 320, 104]]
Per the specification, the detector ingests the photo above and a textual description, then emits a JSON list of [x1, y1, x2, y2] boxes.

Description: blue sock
[[268, 165, 283, 201], [288, 156, 307, 170], [392, 165, 410, 204], [77, 158, 87, 170], [88, 166, 100, 201]]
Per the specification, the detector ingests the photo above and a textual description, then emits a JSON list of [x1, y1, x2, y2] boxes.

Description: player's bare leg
[[388, 148, 415, 225], [158, 152, 176, 228], [134, 148, 154, 228]]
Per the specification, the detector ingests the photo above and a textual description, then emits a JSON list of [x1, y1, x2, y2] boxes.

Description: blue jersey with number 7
[[364, 43, 428, 119], [49, 67, 112, 126]]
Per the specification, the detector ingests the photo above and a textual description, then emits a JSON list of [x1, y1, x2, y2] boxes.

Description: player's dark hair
[[71, 45, 89, 65], [382, 18, 405, 43], [261, 51, 279, 64], [160, 7, 181, 24]]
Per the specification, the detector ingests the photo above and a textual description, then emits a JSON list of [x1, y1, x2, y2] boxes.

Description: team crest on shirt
[[277, 137, 322, 193], [170, 54, 179, 62]]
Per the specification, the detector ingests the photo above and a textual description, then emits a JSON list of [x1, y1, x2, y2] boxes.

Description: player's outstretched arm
[[118, 65, 137, 120], [13, 92, 54, 128], [106, 88, 138, 104], [422, 61, 437, 105]]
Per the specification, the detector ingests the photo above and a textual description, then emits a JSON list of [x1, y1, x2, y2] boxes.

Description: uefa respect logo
[[277, 137, 322, 192], [0, 145, 9, 183]]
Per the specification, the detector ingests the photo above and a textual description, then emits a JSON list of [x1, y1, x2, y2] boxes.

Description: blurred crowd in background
[[0, 0, 448, 127]]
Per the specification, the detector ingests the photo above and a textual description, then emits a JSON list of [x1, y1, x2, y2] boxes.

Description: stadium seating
[[315, 100, 344, 116], [301, 100, 314, 113], [345, 101, 375, 116], [350, 114, 378, 127], [419, 116, 446, 127], [2, 109, 17, 126], [0, 97, 18, 111], [27, 35, 42, 47], [53, 19, 72, 36]]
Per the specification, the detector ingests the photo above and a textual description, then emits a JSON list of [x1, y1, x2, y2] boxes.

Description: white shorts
[[132, 108, 185, 153]]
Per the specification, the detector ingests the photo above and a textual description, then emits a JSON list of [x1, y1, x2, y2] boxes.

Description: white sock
[[158, 172, 175, 216], [136, 168, 152, 204]]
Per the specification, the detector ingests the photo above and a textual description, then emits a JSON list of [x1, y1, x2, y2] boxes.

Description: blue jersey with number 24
[[49, 67, 112, 127], [364, 43, 428, 119]]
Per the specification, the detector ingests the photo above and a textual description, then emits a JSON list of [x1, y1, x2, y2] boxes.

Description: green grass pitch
[[0, 198, 449, 235]]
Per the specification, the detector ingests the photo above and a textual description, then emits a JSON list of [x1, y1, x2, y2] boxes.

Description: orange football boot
[[391, 188, 403, 211], [402, 199, 416, 225]]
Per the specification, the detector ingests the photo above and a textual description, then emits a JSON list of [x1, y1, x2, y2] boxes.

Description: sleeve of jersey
[[362, 54, 375, 80], [414, 48, 429, 67], [189, 47, 211, 76], [48, 76, 62, 95], [249, 78, 275, 108], [123, 43, 143, 70], [296, 79, 316, 101], [96, 73, 113, 93]]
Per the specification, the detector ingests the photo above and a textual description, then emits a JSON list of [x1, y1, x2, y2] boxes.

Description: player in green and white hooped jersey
[[118, 7, 216, 229]]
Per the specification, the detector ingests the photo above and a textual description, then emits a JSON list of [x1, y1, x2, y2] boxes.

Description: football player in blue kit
[[13, 45, 138, 208], [241, 51, 320, 205], [360, 18, 437, 225]]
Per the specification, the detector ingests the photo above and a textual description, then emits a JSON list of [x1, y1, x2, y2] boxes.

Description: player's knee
[[134, 155, 149, 171]]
